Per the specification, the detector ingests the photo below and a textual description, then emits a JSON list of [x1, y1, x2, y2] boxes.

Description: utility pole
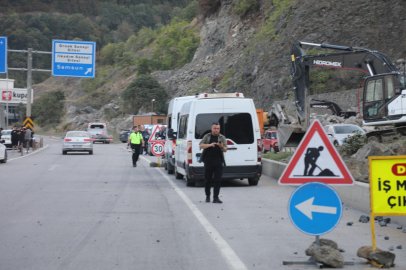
[[26, 48, 32, 117]]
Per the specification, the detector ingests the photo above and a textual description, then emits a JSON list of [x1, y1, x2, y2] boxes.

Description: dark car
[[119, 129, 131, 143]]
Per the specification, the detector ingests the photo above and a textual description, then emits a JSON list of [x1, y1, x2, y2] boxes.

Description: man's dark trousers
[[204, 160, 223, 198], [131, 143, 141, 165]]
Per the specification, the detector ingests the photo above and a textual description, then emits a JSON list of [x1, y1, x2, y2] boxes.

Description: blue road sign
[[288, 182, 342, 236], [0, 37, 7, 74], [52, 40, 96, 78]]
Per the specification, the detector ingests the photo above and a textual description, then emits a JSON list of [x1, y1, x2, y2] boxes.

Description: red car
[[261, 130, 279, 153]]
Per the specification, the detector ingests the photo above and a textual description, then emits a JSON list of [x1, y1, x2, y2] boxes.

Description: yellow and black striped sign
[[23, 117, 34, 131]]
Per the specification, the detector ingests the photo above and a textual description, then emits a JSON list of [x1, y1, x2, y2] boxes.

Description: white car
[[1, 129, 12, 148], [0, 140, 7, 163], [324, 124, 366, 146], [62, 131, 93, 155]]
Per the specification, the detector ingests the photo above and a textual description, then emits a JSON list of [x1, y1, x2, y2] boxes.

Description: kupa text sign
[[369, 156, 406, 215], [52, 40, 96, 78]]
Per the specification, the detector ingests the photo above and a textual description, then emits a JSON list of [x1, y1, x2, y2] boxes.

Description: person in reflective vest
[[127, 126, 144, 167]]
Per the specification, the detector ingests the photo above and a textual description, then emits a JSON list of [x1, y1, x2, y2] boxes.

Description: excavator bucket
[[277, 124, 305, 152]]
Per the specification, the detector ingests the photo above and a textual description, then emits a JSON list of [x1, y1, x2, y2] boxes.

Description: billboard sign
[[0, 36, 6, 74], [1, 89, 33, 104], [52, 40, 96, 78]]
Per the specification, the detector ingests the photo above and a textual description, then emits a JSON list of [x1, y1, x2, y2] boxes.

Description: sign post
[[279, 120, 354, 186], [151, 142, 164, 167], [288, 182, 342, 236], [52, 40, 96, 78], [280, 120, 355, 267], [369, 156, 406, 251]]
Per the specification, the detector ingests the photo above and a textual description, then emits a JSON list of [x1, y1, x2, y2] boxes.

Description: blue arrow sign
[[0, 37, 7, 74], [52, 40, 96, 78], [288, 182, 342, 236]]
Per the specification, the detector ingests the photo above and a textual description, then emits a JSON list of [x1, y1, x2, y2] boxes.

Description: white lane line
[[47, 164, 61, 171], [153, 162, 248, 270], [7, 144, 49, 161]]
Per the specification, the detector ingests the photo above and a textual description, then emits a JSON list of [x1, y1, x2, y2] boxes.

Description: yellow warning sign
[[23, 117, 34, 131], [369, 156, 406, 216]]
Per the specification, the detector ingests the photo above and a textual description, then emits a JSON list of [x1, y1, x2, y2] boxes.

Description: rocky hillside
[[33, 0, 406, 131], [155, 0, 406, 110]]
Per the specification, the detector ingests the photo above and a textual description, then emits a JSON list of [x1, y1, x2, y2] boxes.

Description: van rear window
[[195, 113, 254, 144], [90, 125, 104, 129]]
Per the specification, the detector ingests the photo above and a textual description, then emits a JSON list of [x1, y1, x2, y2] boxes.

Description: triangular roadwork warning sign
[[278, 119, 354, 185], [148, 125, 162, 143]]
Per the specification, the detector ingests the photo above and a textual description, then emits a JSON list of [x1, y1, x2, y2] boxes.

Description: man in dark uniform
[[11, 126, 19, 150], [199, 123, 228, 203], [19, 126, 25, 156]]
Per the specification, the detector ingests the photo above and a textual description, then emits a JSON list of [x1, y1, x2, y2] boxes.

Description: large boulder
[[369, 250, 395, 268], [357, 246, 382, 259], [306, 243, 344, 268], [82, 106, 96, 114], [353, 142, 394, 160], [344, 159, 369, 183]]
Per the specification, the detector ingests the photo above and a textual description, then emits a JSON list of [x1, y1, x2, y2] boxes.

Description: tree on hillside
[[32, 90, 66, 128], [121, 75, 168, 114]]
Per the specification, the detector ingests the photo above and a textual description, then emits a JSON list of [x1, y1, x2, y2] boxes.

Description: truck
[[269, 41, 406, 152], [87, 122, 114, 144]]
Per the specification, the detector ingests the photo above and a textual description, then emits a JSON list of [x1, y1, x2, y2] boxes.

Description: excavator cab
[[363, 73, 405, 125]]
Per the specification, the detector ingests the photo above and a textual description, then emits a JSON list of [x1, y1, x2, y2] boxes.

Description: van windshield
[[195, 113, 254, 144]]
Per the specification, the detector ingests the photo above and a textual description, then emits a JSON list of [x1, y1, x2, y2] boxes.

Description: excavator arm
[[272, 41, 406, 152], [291, 41, 398, 125]]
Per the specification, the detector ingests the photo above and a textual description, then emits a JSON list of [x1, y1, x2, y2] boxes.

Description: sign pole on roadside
[[151, 142, 164, 167], [26, 48, 32, 117], [278, 120, 355, 267]]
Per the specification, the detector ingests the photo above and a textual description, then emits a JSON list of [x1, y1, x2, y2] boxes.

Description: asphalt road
[[1, 138, 405, 270]]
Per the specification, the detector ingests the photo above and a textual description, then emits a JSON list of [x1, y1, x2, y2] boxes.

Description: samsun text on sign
[[369, 156, 406, 215]]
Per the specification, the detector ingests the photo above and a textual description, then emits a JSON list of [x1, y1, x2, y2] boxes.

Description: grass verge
[[262, 152, 293, 161]]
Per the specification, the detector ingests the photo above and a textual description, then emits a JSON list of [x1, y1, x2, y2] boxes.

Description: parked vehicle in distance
[[261, 130, 278, 153], [1, 129, 12, 148], [174, 92, 262, 187], [87, 122, 114, 144], [119, 129, 131, 143], [62, 131, 93, 155], [166, 96, 197, 174], [324, 124, 366, 146], [0, 139, 7, 163]]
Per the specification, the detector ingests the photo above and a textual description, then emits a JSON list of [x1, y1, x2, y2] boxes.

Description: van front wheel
[[248, 178, 259, 186]]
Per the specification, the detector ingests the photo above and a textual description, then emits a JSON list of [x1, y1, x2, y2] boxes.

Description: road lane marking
[[48, 164, 61, 171], [7, 144, 49, 161], [152, 162, 248, 270]]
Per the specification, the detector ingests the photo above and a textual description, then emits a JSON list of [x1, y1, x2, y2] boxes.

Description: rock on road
[[0, 138, 405, 270]]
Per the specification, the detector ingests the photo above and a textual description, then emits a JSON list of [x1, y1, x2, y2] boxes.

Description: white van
[[165, 96, 197, 174], [174, 93, 262, 186]]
